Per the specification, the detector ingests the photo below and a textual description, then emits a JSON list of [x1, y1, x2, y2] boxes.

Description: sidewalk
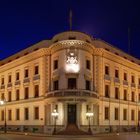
[[0, 131, 140, 138]]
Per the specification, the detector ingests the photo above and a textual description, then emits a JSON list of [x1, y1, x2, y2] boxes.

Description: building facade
[[0, 31, 140, 134]]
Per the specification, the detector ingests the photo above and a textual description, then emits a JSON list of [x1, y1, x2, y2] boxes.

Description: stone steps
[[57, 124, 89, 135]]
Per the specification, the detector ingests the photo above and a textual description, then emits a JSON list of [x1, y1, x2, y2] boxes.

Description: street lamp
[[86, 111, 94, 134], [51, 109, 59, 134], [0, 100, 7, 133]]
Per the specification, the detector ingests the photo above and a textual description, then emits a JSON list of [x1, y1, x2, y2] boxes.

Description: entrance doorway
[[68, 104, 76, 124]]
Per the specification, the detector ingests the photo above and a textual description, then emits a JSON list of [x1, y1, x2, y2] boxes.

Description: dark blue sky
[[0, 0, 140, 60]]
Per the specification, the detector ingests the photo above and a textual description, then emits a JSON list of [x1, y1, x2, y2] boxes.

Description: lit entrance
[[68, 104, 76, 124]]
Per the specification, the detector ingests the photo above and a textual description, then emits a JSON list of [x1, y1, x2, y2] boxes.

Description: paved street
[[0, 134, 140, 140]]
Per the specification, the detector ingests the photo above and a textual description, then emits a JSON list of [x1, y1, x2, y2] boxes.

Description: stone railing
[[46, 89, 98, 99]]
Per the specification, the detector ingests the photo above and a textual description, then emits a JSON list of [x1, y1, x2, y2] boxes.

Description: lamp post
[[51, 109, 59, 134], [86, 111, 94, 134], [0, 100, 7, 133]]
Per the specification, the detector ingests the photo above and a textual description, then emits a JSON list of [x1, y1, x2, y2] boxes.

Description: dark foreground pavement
[[0, 133, 140, 140]]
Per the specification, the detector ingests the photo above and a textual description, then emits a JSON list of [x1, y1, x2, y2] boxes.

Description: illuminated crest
[[65, 46, 79, 73]]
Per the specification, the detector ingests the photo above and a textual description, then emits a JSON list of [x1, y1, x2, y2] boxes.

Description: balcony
[[114, 78, 120, 83], [131, 83, 136, 88], [33, 75, 40, 81], [23, 78, 30, 83], [0, 85, 5, 89], [15, 80, 21, 85], [123, 80, 128, 86], [46, 89, 98, 99], [7, 83, 12, 88], [104, 75, 110, 81]]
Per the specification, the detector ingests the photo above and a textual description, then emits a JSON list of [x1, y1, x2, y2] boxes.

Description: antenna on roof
[[128, 27, 131, 54], [69, 9, 72, 30]]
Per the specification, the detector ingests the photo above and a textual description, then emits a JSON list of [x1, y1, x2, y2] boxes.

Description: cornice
[[0, 48, 50, 73], [104, 50, 140, 72], [50, 40, 94, 54]]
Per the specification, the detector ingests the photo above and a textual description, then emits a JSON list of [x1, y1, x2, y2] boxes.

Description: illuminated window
[[24, 108, 29, 120], [105, 65, 109, 75], [68, 78, 76, 89], [104, 107, 109, 120], [34, 65, 39, 75], [86, 60, 90, 70], [16, 109, 20, 120], [53, 80, 59, 90], [123, 109, 127, 120], [24, 87, 29, 99], [105, 85, 109, 97], [54, 60, 58, 70], [115, 108, 119, 120], [34, 107, 39, 120]]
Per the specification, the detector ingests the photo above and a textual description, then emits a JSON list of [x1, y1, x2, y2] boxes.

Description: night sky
[[0, 0, 140, 60]]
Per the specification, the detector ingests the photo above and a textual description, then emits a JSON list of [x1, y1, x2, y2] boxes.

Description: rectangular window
[[139, 78, 140, 85], [53, 80, 59, 90], [34, 65, 39, 75], [131, 92, 135, 102], [8, 91, 12, 102], [131, 110, 135, 121], [1, 77, 4, 85], [86, 60, 90, 70], [104, 107, 109, 120], [123, 109, 127, 120], [1, 93, 5, 100], [16, 89, 20, 100], [16, 109, 20, 120], [53, 60, 58, 70], [115, 108, 119, 120], [34, 107, 39, 120], [115, 87, 119, 99], [124, 72, 127, 81], [1, 110, 4, 121], [24, 69, 29, 78], [68, 78, 76, 89], [85, 80, 90, 90], [139, 93, 140, 102], [124, 89, 127, 101], [24, 87, 29, 99], [8, 110, 12, 121], [131, 75, 135, 83], [105, 65, 109, 75], [105, 85, 109, 97], [34, 85, 39, 97], [24, 108, 29, 120], [8, 75, 12, 83], [115, 69, 119, 78], [16, 72, 20, 81]]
